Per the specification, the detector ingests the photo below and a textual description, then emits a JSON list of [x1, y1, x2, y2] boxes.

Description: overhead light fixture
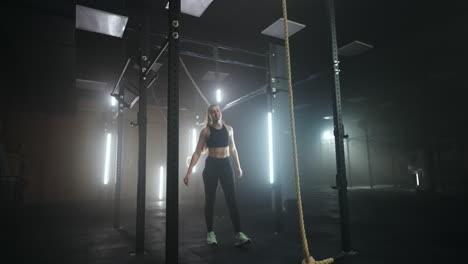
[[323, 116, 333, 120], [166, 0, 214, 17], [76, 5, 128, 38], [267, 112, 274, 184], [76, 78, 107, 92], [338, 41, 373, 57], [261, 18, 306, 39], [202, 71, 229, 82]]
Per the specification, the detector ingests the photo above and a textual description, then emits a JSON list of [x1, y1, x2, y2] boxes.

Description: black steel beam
[[166, 1, 180, 264], [327, 0, 354, 254], [268, 43, 283, 233], [127, 27, 266, 58], [222, 85, 266, 112], [179, 50, 267, 70], [113, 94, 125, 230], [135, 3, 151, 254]]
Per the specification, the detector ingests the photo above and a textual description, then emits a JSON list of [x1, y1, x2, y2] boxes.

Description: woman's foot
[[235, 232, 251, 246], [206, 231, 218, 245]]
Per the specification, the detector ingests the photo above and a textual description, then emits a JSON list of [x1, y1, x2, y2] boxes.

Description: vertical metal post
[[365, 127, 373, 188], [346, 138, 352, 187], [113, 77, 127, 230], [327, 0, 353, 253], [166, 1, 180, 264], [135, 5, 151, 254], [268, 44, 283, 233]]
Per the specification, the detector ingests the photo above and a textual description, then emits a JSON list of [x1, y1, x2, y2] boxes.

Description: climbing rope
[[280, 1, 334, 263]]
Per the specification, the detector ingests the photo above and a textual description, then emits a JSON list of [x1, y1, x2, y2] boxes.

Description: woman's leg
[[219, 159, 241, 233], [202, 160, 218, 232]]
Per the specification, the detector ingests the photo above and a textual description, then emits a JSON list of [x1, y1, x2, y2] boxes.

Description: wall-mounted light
[[159, 166, 165, 200], [192, 128, 197, 172], [103, 133, 112, 184], [267, 112, 274, 184], [111, 96, 117, 107]]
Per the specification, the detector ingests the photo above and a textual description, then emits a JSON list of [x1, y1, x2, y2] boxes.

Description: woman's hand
[[183, 173, 190, 186], [235, 167, 243, 179]]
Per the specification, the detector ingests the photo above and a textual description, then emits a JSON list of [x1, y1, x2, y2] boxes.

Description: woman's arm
[[184, 128, 208, 185], [228, 126, 243, 178]]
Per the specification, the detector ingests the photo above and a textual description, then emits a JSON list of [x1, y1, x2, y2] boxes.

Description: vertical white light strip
[[415, 172, 420, 186], [111, 96, 117, 106], [267, 112, 274, 184], [104, 133, 112, 184], [192, 128, 197, 172], [159, 166, 164, 200], [216, 89, 222, 103]]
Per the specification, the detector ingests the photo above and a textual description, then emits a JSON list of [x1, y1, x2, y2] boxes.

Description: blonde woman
[[184, 105, 251, 246]]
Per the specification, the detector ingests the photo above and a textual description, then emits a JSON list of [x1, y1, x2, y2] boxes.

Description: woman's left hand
[[235, 167, 243, 179]]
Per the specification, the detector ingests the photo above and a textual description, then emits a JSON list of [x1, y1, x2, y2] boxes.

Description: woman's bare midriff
[[208, 147, 230, 158]]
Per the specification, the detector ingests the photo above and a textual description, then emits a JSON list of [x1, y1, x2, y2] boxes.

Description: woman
[[184, 105, 251, 246]]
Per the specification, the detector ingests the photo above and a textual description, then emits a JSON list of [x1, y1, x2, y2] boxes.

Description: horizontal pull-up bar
[[145, 38, 169, 78]]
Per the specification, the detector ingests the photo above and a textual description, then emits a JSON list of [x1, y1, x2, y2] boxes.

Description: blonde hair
[[205, 104, 223, 128]]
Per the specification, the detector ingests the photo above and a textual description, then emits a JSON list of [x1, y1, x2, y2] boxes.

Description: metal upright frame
[[267, 44, 284, 233], [166, 1, 181, 263], [112, 57, 130, 230], [135, 3, 151, 254], [327, 0, 356, 255]]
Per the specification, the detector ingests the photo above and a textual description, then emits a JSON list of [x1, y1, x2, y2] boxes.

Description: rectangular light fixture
[[202, 71, 230, 82], [338, 41, 373, 57], [166, 0, 214, 17], [103, 133, 112, 184], [76, 78, 108, 92], [159, 166, 164, 200], [192, 129, 197, 172], [267, 112, 274, 184], [261, 18, 306, 39], [76, 5, 128, 38]]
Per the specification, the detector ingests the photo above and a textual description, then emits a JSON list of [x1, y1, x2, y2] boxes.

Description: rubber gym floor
[[6, 186, 466, 264]]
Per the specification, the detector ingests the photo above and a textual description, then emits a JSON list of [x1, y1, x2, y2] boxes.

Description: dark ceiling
[[3, 0, 468, 138]]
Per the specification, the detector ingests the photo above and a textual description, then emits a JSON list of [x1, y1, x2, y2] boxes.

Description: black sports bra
[[206, 125, 229, 148]]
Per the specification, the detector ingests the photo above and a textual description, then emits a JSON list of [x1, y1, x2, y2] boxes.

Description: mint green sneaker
[[235, 232, 251, 246], [206, 231, 218, 245]]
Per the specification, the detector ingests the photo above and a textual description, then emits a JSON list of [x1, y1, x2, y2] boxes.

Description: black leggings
[[202, 156, 241, 233]]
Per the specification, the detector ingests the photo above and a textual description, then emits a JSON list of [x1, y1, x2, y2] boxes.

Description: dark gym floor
[[7, 186, 467, 264]]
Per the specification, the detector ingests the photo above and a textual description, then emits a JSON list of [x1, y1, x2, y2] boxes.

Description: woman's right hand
[[183, 174, 190, 186]]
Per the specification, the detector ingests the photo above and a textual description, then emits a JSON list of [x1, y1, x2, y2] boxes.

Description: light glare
[[111, 96, 117, 106], [267, 112, 274, 184], [415, 172, 420, 186], [322, 130, 334, 141]]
